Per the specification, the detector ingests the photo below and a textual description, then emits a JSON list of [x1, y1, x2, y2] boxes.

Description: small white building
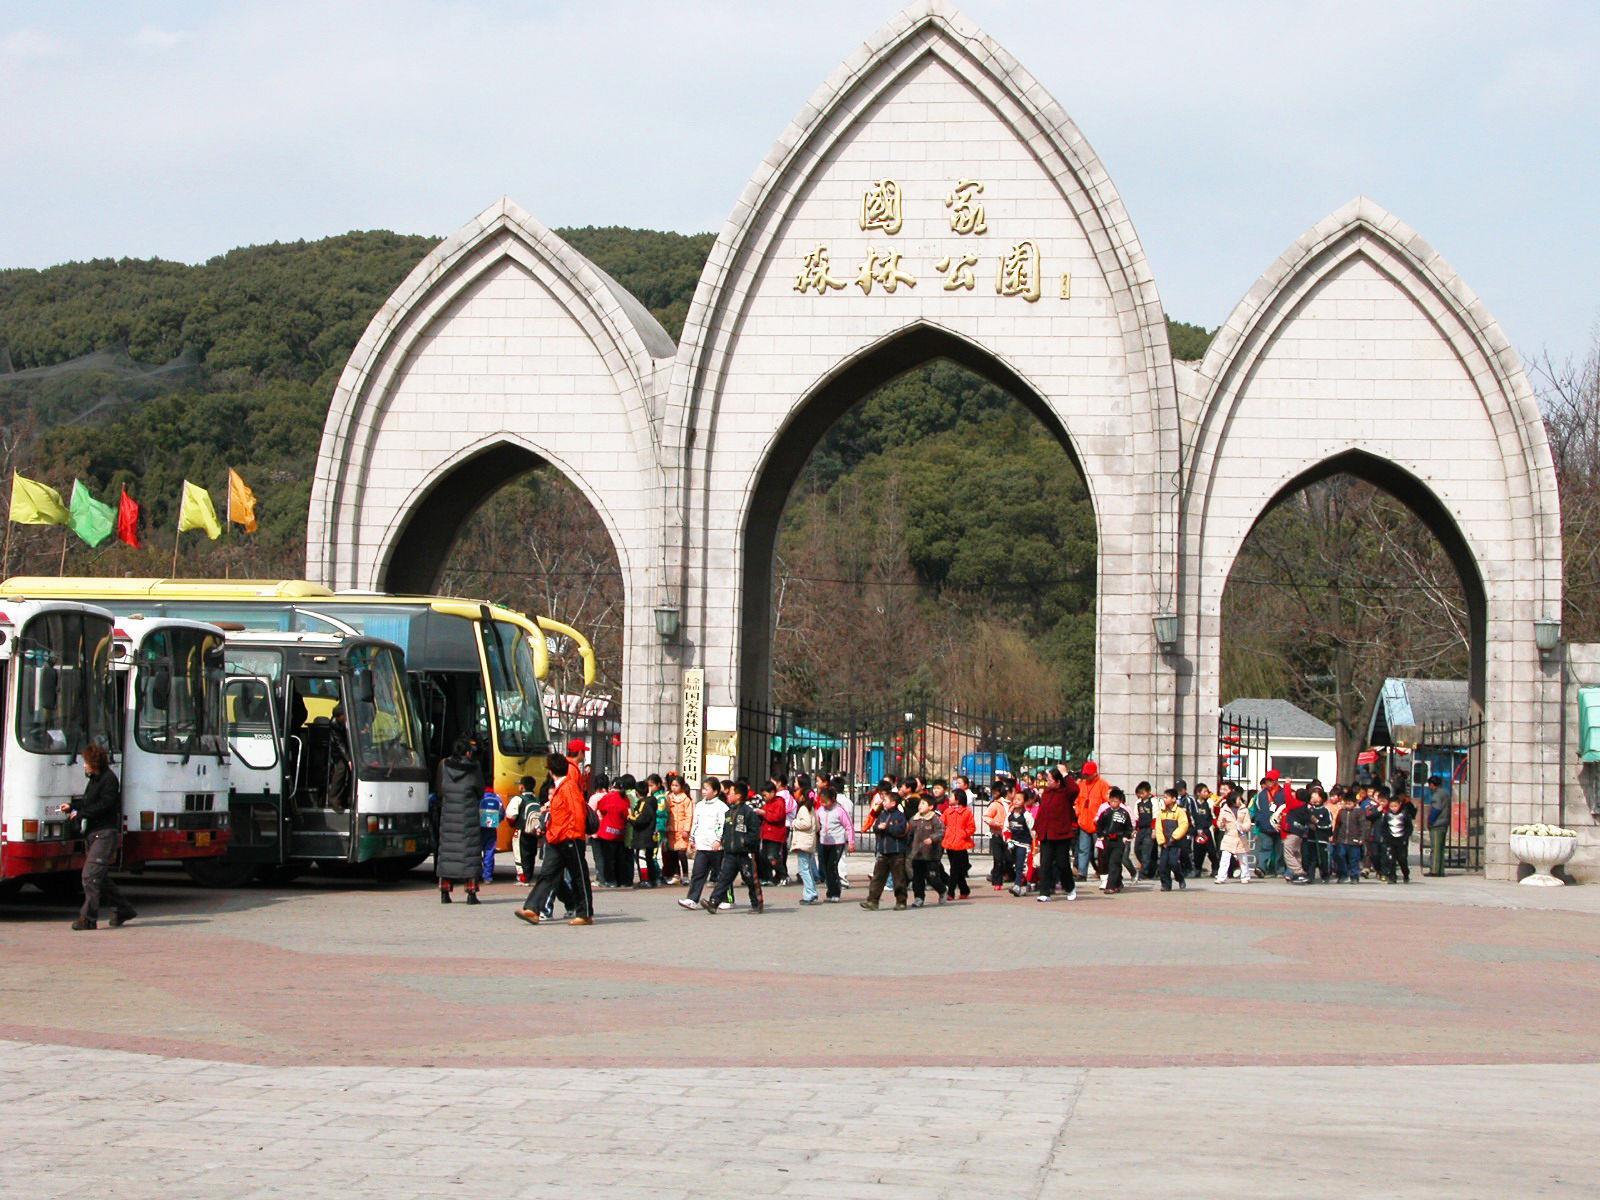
[[1220, 698, 1338, 787]]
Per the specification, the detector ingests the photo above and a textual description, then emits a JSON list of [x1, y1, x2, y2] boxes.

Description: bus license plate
[[403, 839, 417, 853], [195, 832, 211, 847]]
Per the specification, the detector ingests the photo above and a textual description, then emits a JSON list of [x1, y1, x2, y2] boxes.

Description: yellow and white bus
[[0, 579, 596, 802]]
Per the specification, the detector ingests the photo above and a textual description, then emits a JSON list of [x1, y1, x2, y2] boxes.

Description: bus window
[[347, 644, 425, 773], [225, 647, 284, 684], [16, 610, 118, 756], [224, 677, 278, 770], [134, 628, 227, 756], [481, 620, 549, 757]]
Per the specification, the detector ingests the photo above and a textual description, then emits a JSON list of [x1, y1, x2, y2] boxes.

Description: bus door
[[223, 675, 284, 868], [282, 673, 355, 861]]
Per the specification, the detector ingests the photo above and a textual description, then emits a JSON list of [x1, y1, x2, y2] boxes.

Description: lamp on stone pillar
[[1534, 617, 1561, 657], [654, 605, 681, 643], [1152, 612, 1179, 654]]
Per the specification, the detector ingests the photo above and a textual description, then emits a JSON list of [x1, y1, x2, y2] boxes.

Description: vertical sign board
[[680, 668, 705, 790]]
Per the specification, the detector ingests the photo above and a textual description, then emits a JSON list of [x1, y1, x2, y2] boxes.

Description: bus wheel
[[370, 854, 428, 882], [33, 872, 83, 903], [183, 857, 261, 889], [254, 864, 304, 885], [0, 879, 24, 901]]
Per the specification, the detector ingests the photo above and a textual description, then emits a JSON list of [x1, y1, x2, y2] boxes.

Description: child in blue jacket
[[479, 788, 505, 883]]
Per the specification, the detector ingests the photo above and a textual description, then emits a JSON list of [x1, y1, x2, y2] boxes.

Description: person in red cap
[[1073, 761, 1110, 881], [1251, 770, 1286, 877]]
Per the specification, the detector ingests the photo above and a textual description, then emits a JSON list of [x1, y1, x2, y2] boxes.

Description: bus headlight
[[140, 811, 155, 831]]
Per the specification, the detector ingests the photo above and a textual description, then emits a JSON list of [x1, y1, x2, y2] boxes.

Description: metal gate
[[737, 701, 1092, 853], [1217, 710, 1270, 786], [1410, 716, 1485, 872]]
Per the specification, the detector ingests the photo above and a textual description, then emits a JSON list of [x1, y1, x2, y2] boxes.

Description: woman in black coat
[[436, 737, 485, 903]]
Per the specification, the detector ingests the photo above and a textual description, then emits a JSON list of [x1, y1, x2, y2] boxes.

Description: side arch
[[1180, 197, 1563, 878]]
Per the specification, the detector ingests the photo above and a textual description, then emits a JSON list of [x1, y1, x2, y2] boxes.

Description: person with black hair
[[1094, 787, 1135, 894], [861, 785, 911, 911], [1033, 765, 1079, 903], [704, 779, 764, 913], [680, 778, 727, 910], [1132, 781, 1156, 880], [505, 774, 543, 886], [942, 786, 976, 900], [1305, 788, 1334, 883], [906, 793, 948, 907], [1153, 788, 1190, 892], [436, 736, 486, 904], [1378, 789, 1414, 883]]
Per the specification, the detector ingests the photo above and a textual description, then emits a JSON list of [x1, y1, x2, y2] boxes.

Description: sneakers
[[701, 898, 719, 913], [859, 900, 879, 911], [1063, 890, 1078, 901], [1037, 894, 1053, 903], [893, 901, 907, 910], [1176, 878, 1187, 891], [108, 909, 137, 928], [516, 873, 528, 885], [70, 917, 96, 931], [910, 898, 925, 908], [718, 901, 734, 911], [677, 897, 698, 910], [569, 916, 593, 926], [749, 904, 765, 914], [1010, 886, 1025, 897], [515, 909, 541, 926]]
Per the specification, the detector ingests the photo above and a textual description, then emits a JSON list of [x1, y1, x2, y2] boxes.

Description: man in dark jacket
[[860, 789, 911, 911], [1033, 766, 1079, 902], [64, 744, 136, 930], [704, 780, 764, 913], [1132, 782, 1156, 880], [1425, 776, 1451, 876], [435, 737, 485, 904]]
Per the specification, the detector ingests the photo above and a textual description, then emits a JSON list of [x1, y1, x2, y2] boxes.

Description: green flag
[[68, 480, 115, 548]]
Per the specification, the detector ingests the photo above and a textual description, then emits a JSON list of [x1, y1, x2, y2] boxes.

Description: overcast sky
[[3, 0, 1596, 362]]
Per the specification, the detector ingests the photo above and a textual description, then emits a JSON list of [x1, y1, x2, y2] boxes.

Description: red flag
[[117, 487, 142, 549]]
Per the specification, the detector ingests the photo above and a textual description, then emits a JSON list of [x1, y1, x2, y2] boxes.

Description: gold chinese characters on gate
[[793, 178, 1050, 303]]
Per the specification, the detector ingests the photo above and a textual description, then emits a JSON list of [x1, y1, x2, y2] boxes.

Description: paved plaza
[[3, 863, 1599, 1197]]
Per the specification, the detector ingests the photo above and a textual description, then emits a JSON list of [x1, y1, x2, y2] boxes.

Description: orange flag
[[227, 468, 258, 534]]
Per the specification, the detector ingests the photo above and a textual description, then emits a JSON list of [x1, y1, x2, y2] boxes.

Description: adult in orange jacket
[[1074, 762, 1112, 880], [517, 754, 593, 925]]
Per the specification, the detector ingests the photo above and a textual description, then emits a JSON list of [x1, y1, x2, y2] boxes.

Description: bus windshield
[[134, 627, 227, 756], [346, 643, 426, 774], [16, 610, 119, 756], [481, 619, 548, 757]]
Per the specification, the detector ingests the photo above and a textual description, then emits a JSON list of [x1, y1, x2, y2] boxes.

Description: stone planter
[[1510, 833, 1578, 886]]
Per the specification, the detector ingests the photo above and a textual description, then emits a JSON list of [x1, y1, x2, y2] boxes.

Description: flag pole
[[2, 513, 12, 580], [171, 523, 181, 577], [58, 528, 68, 576]]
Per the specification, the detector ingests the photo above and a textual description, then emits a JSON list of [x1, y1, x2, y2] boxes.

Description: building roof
[[1220, 698, 1335, 741], [1366, 678, 1472, 745]]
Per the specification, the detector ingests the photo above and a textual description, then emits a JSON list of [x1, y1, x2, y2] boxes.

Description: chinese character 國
[[859, 179, 904, 235]]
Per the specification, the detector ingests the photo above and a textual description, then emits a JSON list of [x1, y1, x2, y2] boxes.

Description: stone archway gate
[[306, 1, 1565, 880]]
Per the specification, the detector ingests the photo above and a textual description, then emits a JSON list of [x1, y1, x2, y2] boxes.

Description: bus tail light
[[21, 819, 39, 841], [367, 816, 379, 833], [140, 811, 155, 831]]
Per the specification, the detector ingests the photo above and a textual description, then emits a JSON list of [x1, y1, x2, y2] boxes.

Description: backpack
[[517, 793, 543, 836]]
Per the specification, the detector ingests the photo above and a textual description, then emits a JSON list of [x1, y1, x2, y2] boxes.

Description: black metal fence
[[1411, 716, 1486, 872], [1217, 711, 1270, 786], [737, 701, 1092, 853]]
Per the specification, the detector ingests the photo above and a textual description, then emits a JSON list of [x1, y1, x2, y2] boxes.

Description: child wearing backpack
[[478, 787, 505, 883]]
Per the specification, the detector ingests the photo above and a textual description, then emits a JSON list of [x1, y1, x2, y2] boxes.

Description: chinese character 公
[[859, 179, 904, 235], [935, 253, 979, 291], [996, 240, 1042, 302], [945, 180, 987, 235], [855, 247, 917, 295], [794, 245, 847, 295]]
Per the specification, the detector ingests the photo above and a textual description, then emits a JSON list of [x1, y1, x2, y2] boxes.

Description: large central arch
[[738, 322, 1098, 709]]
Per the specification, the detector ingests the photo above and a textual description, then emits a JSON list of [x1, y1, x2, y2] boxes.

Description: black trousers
[[759, 839, 787, 883], [661, 846, 688, 879], [945, 849, 971, 897], [1192, 833, 1220, 876], [1306, 840, 1331, 880], [685, 849, 722, 903], [1380, 834, 1411, 881], [910, 857, 947, 901], [867, 852, 909, 904], [528, 839, 591, 918], [711, 850, 762, 907], [1157, 842, 1186, 889], [79, 829, 133, 922], [596, 839, 628, 886], [1036, 838, 1076, 897], [988, 833, 1013, 884], [819, 842, 846, 898], [1134, 829, 1156, 878], [1101, 837, 1127, 890]]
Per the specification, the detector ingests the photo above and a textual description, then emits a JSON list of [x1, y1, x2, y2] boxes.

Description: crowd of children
[[482, 747, 1440, 923]]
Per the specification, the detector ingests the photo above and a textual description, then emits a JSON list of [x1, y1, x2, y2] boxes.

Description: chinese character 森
[[794, 245, 848, 295], [945, 179, 987, 235], [935, 253, 978, 291], [860, 180, 903, 235], [996, 240, 1042, 302], [855, 247, 916, 295]]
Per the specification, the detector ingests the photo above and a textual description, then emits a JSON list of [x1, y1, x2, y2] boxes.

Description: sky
[[2, 0, 1597, 363]]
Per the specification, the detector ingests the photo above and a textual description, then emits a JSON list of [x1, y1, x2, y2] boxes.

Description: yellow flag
[[9, 472, 70, 526], [227, 468, 259, 534], [177, 480, 222, 540]]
